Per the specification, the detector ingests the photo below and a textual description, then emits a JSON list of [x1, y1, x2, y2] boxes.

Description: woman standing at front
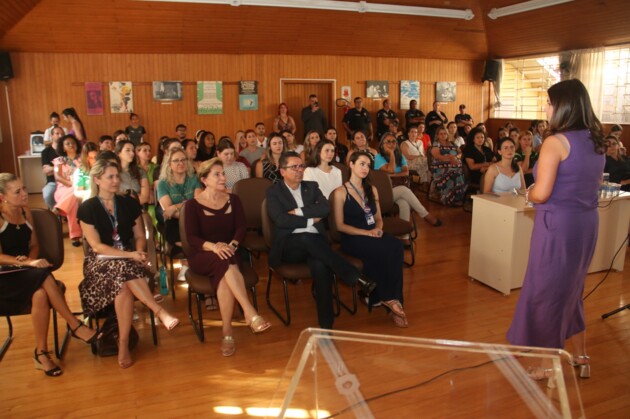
[[79, 160, 179, 369], [184, 158, 271, 356], [507, 79, 606, 380]]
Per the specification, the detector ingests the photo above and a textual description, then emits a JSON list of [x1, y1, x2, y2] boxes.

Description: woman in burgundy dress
[[184, 158, 271, 357], [507, 79, 606, 381]]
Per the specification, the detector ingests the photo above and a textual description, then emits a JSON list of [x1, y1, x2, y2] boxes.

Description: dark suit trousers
[[281, 233, 360, 329]]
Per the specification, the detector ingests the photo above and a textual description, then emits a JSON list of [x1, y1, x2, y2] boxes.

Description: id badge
[[363, 206, 375, 225]]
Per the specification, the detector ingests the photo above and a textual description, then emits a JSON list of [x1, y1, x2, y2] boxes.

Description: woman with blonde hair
[[300, 130, 321, 166]]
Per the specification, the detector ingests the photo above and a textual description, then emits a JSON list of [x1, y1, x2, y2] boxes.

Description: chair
[[331, 161, 350, 184], [1, 208, 71, 360], [369, 170, 416, 267], [261, 198, 313, 326], [232, 178, 273, 264], [462, 160, 481, 212], [178, 202, 259, 342]]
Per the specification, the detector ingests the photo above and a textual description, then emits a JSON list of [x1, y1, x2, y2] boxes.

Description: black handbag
[[93, 312, 139, 357]]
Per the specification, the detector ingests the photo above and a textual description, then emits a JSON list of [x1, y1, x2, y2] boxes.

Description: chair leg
[[332, 277, 341, 317], [250, 286, 258, 311], [0, 316, 13, 361], [404, 239, 416, 267], [149, 310, 158, 346], [337, 283, 358, 315], [52, 309, 72, 359], [265, 269, 291, 326], [188, 287, 205, 342], [168, 255, 176, 300]]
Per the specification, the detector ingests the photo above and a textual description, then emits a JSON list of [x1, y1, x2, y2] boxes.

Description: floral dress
[[430, 144, 467, 206]]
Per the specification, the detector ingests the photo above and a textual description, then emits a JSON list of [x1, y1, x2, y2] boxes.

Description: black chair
[[178, 201, 259, 342], [232, 177, 273, 264], [0, 209, 71, 360]]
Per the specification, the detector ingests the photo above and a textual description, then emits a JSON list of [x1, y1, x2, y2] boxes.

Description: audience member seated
[[157, 148, 202, 281], [605, 135, 630, 191], [136, 142, 157, 225], [0, 173, 99, 377], [41, 126, 64, 210], [195, 131, 216, 162], [255, 133, 286, 184], [299, 130, 321, 166], [430, 127, 467, 207], [514, 130, 538, 187], [346, 130, 377, 166], [303, 140, 342, 198], [533, 120, 547, 151], [182, 139, 200, 171], [266, 152, 376, 329], [447, 121, 465, 149], [332, 152, 407, 327], [463, 127, 495, 185], [484, 137, 526, 194], [184, 158, 271, 357], [53, 134, 82, 247], [116, 140, 150, 205], [239, 129, 264, 166], [401, 125, 429, 185], [475, 122, 494, 151], [216, 138, 249, 192], [78, 160, 179, 369], [73, 141, 98, 203], [374, 133, 441, 227], [609, 124, 626, 156], [324, 127, 349, 164], [280, 129, 303, 154]]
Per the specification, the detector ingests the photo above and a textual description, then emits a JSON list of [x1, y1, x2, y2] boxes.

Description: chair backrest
[[232, 177, 272, 229], [327, 191, 342, 243], [142, 212, 158, 275], [260, 198, 274, 249], [178, 201, 193, 258], [479, 173, 486, 194], [331, 161, 349, 184], [369, 169, 395, 214], [31, 208, 64, 271], [250, 158, 261, 178]]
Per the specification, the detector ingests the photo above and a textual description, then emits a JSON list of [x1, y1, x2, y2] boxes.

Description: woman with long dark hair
[[507, 79, 606, 381], [62, 108, 87, 143], [483, 137, 526, 193]]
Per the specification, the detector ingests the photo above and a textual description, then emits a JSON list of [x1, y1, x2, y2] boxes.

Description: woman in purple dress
[[507, 79, 606, 380]]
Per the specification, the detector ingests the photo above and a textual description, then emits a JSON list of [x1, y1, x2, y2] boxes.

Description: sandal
[[221, 336, 236, 357], [249, 315, 272, 334], [382, 300, 407, 319], [33, 348, 63, 377], [570, 355, 591, 378], [156, 308, 180, 331], [205, 296, 218, 311], [70, 321, 100, 344], [390, 312, 409, 328]]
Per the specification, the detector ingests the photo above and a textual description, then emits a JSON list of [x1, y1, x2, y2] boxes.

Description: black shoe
[[357, 276, 377, 296]]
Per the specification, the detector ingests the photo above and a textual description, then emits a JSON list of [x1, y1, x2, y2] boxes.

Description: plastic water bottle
[[159, 265, 168, 295]]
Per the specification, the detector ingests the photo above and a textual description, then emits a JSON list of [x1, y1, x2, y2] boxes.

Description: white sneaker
[[177, 265, 188, 282]]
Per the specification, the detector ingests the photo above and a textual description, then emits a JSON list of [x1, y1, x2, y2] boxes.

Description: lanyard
[[97, 196, 118, 229], [348, 181, 366, 206]]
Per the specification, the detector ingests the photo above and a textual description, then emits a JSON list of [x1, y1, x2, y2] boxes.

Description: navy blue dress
[[339, 186, 404, 305]]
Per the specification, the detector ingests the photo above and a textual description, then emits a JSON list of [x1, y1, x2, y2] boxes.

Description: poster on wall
[[85, 82, 104, 115], [400, 80, 419, 110], [152, 81, 183, 101], [197, 81, 223, 115], [239, 80, 258, 111], [340, 86, 352, 103], [366, 80, 389, 99], [436, 82, 457, 102], [109, 81, 133, 113]]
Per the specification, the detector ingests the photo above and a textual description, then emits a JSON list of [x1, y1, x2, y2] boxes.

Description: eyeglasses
[[172, 158, 188, 164], [283, 164, 305, 171]]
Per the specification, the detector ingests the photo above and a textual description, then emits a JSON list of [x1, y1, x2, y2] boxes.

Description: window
[[601, 47, 630, 124], [495, 55, 560, 120]]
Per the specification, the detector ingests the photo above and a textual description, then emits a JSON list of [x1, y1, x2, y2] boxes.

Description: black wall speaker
[[0, 52, 14, 80], [482, 60, 501, 82]]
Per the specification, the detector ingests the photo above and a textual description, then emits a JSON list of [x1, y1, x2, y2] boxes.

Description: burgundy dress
[[507, 130, 605, 348], [184, 195, 246, 290]]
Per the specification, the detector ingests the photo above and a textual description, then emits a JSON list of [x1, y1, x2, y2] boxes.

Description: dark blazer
[[266, 180, 329, 267]]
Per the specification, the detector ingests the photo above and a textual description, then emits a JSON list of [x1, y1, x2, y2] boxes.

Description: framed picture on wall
[[366, 80, 389, 99], [436, 82, 457, 102], [153, 81, 183, 101], [85, 82, 104, 115], [341, 86, 352, 102], [400, 80, 419, 109], [197, 81, 223, 115], [109, 81, 133, 113], [239, 80, 258, 110]]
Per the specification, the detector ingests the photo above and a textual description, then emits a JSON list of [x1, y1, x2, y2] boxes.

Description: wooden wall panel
[[0, 52, 485, 173]]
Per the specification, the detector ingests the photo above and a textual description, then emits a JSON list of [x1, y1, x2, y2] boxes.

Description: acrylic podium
[[268, 329, 584, 418]]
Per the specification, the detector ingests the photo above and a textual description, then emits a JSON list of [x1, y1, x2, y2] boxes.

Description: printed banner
[[400, 80, 420, 110], [239, 80, 258, 110], [197, 81, 223, 115], [85, 82, 104, 115], [109, 81, 133, 113]]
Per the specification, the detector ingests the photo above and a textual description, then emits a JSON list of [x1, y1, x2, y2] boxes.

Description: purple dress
[[507, 130, 605, 348]]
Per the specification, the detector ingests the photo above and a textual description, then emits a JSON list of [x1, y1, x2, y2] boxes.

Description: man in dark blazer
[[266, 151, 375, 329]]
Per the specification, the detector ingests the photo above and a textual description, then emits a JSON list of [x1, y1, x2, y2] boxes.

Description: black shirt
[[454, 113, 472, 138], [125, 125, 146, 146], [41, 146, 58, 183], [78, 195, 142, 249], [343, 108, 371, 134], [404, 109, 425, 129], [463, 145, 494, 184], [376, 109, 398, 136], [425, 111, 448, 139]]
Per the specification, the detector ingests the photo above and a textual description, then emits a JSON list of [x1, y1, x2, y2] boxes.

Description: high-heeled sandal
[[70, 321, 100, 344], [570, 355, 591, 378], [249, 315, 272, 334], [33, 349, 63, 377], [221, 336, 236, 357], [527, 366, 556, 389], [156, 308, 180, 331]]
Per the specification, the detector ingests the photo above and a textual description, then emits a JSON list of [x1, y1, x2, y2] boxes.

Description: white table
[[468, 192, 630, 295], [18, 153, 46, 193]]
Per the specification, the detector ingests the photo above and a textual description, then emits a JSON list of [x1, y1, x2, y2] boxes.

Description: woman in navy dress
[[332, 151, 407, 327], [0, 173, 98, 377], [507, 79, 606, 380]]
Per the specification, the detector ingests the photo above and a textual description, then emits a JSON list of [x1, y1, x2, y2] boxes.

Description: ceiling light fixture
[[139, 0, 475, 20], [487, 0, 574, 20]]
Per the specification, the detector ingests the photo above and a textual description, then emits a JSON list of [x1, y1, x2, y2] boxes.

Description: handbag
[[94, 311, 139, 357]]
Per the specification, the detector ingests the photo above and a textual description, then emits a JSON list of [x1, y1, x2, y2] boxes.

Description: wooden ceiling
[[0, 0, 629, 60]]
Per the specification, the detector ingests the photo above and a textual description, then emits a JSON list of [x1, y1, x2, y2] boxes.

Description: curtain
[[568, 47, 605, 117]]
